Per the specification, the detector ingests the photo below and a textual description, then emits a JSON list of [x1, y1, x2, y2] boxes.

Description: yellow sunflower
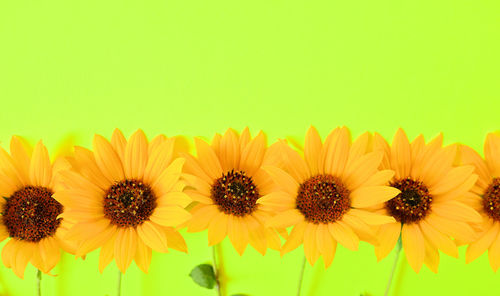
[[372, 128, 481, 273], [262, 126, 399, 267], [0, 137, 76, 278], [57, 129, 192, 273], [462, 132, 500, 270], [183, 128, 284, 255]]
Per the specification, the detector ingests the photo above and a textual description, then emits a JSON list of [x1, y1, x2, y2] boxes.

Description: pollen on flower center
[[211, 170, 260, 216], [103, 180, 157, 227], [386, 178, 432, 224], [2, 186, 63, 242], [483, 178, 500, 221], [296, 174, 350, 224]]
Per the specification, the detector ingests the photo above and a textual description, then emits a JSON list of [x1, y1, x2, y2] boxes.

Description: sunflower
[[262, 126, 399, 267], [372, 128, 481, 273], [183, 128, 285, 255], [462, 132, 500, 270], [57, 129, 192, 273], [0, 137, 76, 278]]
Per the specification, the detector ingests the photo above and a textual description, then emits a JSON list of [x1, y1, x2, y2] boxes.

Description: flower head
[[373, 128, 481, 273], [263, 126, 399, 267], [0, 137, 75, 278], [184, 128, 285, 255], [462, 132, 500, 270], [58, 129, 191, 273]]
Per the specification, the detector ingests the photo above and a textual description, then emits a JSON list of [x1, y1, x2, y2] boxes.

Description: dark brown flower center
[[483, 178, 500, 221], [211, 170, 259, 216], [103, 180, 156, 227], [296, 174, 350, 224], [386, 178, 432, 224], [2, 186, 63, 242]]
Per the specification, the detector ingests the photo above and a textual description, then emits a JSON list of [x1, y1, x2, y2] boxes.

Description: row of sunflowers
[[0, 126, 498, 284]]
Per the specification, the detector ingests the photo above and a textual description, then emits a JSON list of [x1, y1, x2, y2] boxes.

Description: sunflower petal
[[350, 186, 400, 208], [488, 233, 500, 271], [111, 129, 127, 163], [322, 127, 350, 176], [266, 209, 304, 228], [328, 221, 359, 251], [485, 133, 500, 177], [466, 222, 499, 263], [135, 238, 152, 273], [208, 213, 228, 246], [228, 216, 249, 255], [164, 227, 188, 253], [29, 141, 52, 187], [137, 221, 168, 253], [281, 221, 307, 256], [93, 134, 125, 181], [219, 129, 240, 171], [317, 223, 336, 267], [402, 223, 425, 273], [240, 131, 267, 176], [246, 215, 267, 255], [262, 166, 299, 196], [124, 130, 148, 180], [114, 227, 137, 273], [304, 126, 322, 175], [99, 234, 117, 273], [194, 138, 223, 180], [150, 206, 191, 227], [187, 205, 219, 233], [419, 220, 459, 258], [374, 222, 401, 261], [10, 136, 31, 184], [303, 223, 320, 266], [390, 128, 411, 179], [144, 138, 175, 185]]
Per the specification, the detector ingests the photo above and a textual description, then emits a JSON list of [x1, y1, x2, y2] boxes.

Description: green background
[[0, 0, 499, 295]]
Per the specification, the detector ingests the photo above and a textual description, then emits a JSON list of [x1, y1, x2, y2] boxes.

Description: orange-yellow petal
[[350, 186, 400, 208], [135, 237, 152, 273], [29, 141, 52, 187], [317, 223, 336, 267], [485, 133, 500, 177], [207, 213, 228, 246], [194, 138, 223, 180], [137, 221, 168, 253], [93, 134, 125, 181], [328, 221, 359, 251], [374, 222, 401, 261], [124, 130, 148, 180], [240, 131, 267, 176], [419, 220, 458, 258], [150, 205, 191, 227], [266, 209, 304, 228], [164, 227, 188, 253], [402, 223, 425, 273], [303, 223, 320, 266], [281, 221, 307, 256], [467, 222, 499, 263], [304, 126, 322, 175], [390, 128, 411, 179], [228, 216, 249, 255]]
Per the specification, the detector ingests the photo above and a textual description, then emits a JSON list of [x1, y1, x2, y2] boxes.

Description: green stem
[[384, 236, 402, 296], [212, 245, 222, 296], [36, 269, 42, 296], [117, 270, 122, 296], [296, 256, 306, 296]]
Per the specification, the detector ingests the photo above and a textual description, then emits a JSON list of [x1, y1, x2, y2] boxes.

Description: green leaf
[[189, 264, 217, 289], [231, 294, 250, 296]]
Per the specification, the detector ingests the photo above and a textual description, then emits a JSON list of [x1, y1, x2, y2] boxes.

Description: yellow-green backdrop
[[0, 0, 499, 295]]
